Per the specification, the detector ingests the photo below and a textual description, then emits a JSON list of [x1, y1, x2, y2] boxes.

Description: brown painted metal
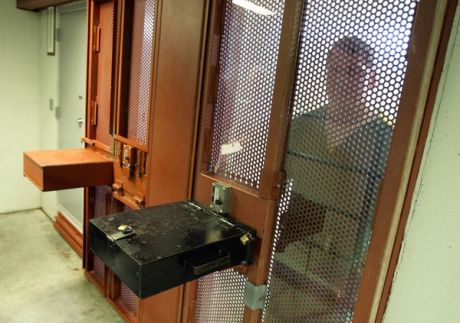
[[145, 0, 209, 206], [193, 0, 224, 178], [17, 0, 76, 11], [138, 287, 184, 323], [188, 0, 305, 321], [375, 1, 458, 321], [181, 281, 198, 323], [114, 134, 148, 152], [353, 1, 453, 322], [23, 148, 113, 191], [114, 0, 134, 138], [54, 212, 83, 258], [143, 0, 210, 320], [83, 186, 94, 270], [86, 0, 98, 142], [194, 172, 279, 283], [258, 0, 305, 201], [85, 269, 107, 295], [179, 3, 222, 320], [107, 289, 138, 323], [243, 307, 262, 323], [108, 271, 121, 300], [110, 0, 152, 211], [82, 0, 92, 270], [86, 0, 117, 153]]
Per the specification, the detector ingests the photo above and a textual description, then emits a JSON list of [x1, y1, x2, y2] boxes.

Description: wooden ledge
[[24, 148, 114, 191], [54, 212, 83, 258]]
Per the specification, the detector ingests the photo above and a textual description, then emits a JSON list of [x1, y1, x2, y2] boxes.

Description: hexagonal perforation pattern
[[127, 0, 155, 145], [209, 0, 285, 188], [92, 186, 112, 282], [263, 0, 417, 321], [94, 185, 111, 218], [195, 269, 247, 323], [120, 282, 138, 314], [96, 2, 114, 147]]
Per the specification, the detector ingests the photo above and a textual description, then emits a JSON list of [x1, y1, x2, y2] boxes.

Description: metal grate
[[127, 0, 155, 145], [96, 2, 114, 147], [94, 186, 112, 217], [92, 186, 113, 282], [93, 255, 106, 282], [195, 269, 247, 323], [209, 0, 285, 188], [263, 0, 417, 322], [120, 282, 138, 314]]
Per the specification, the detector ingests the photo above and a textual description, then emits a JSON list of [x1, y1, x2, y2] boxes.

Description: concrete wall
[[384, 5, 460, 323], [0, 0, 41, 213]]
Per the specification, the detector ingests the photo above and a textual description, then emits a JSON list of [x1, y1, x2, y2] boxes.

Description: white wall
[[0, 0, 41, 213], [384, 6, 460, 323], [39, 9, 59, 219]]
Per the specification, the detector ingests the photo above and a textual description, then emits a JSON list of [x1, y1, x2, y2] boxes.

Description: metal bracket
[[108, 224, 135, 243], [210, 182, 232, 214], [243, 281, 268, 310]]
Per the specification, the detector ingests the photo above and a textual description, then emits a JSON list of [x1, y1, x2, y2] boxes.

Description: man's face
[[326, 48, 372, 106]]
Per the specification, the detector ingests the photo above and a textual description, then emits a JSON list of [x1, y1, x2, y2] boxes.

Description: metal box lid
[[89, 201, 255, 298]]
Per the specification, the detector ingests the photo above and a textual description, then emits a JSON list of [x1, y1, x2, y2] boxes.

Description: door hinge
[[243, 281, 268, 310], [91, 100, 98, 126], [93, 25, 101, 52]]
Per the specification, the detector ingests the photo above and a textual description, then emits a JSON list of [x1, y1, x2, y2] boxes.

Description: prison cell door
[[182, 0, 452, 322], [182, 0, 295, 321]]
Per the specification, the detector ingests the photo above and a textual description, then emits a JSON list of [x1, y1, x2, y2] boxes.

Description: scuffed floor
[[0, 209, 124, 323]]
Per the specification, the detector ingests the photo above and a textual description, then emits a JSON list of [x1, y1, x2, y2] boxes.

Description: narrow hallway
[[0, 209, 123, 323]]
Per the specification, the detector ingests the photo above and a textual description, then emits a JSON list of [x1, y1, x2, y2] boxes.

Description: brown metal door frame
[[85, 0, 118, 153], [375, 1, 457, 320], [183, 0, 458, 322], [183, 0, 305, 321], [84, 0, 118, 270], [142, 0, 211, 322], [358, 0, 458, 321]]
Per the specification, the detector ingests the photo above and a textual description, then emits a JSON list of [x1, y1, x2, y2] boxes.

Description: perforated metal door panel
[[96, 2, 114, 147], [120, 282, 138, 315], [196, 269, 248, 323], [263, 0, 417, 322], [126, 0, 155, 145], [92, 186, 127, 283], [92, 186, 112, 281], [93, 255, 106, 283], [209, 0, 285, 188]]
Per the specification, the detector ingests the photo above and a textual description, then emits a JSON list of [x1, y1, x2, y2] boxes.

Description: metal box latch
[[108, 224, 135, 243]]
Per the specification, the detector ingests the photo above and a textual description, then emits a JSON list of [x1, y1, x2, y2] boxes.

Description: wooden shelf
[[23, 148, 114, 191]]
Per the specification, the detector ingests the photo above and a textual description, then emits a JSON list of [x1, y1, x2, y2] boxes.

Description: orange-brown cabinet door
[[86, 0, 117, 152], [110, 0, 158, 210], [183, 0, 449, 322]]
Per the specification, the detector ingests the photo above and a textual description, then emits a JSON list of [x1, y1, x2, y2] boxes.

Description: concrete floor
[[0, 209, 124, 323]]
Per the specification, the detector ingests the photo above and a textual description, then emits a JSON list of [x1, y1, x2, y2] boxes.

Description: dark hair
[[329, 36, 375, 66]]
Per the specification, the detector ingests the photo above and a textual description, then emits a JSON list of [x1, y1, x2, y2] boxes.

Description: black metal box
[[89, 201, 255, 298]]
